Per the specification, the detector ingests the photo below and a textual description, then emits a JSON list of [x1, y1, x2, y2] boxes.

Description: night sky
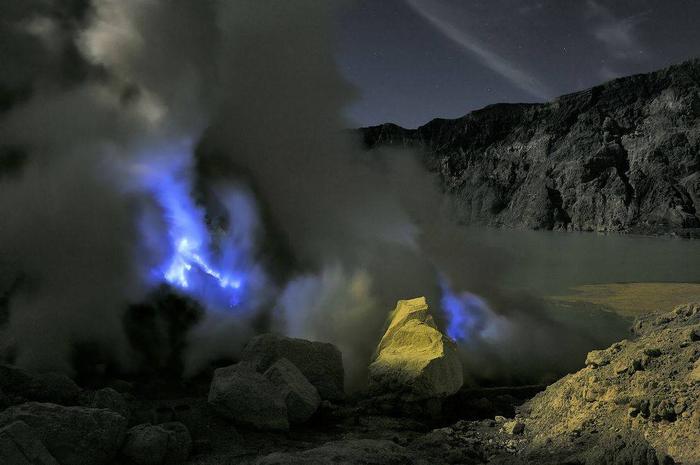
[[337, 0, 700, 128]]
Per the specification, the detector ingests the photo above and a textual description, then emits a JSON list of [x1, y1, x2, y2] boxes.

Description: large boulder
[[0, 420, 58, 465], [254, 439, 418, 465], [208, 362, 289, 431], [241, 334, 345, 400], [86, 387, 130, 420], [0, 364, 81, 405], [368, 297, 463, 400], [264, 358, 321, 424], [0, 402, 127, 465], [121, 422, 191, 465]]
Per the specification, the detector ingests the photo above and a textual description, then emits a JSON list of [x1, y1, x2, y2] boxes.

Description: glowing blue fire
[[138, 143, 251, 310], [164, 238, 242, 292], [440, 281, 490, 342]]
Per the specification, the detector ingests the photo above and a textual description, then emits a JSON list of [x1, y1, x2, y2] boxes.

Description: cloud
[[405, 0, 552, 100], [586, 0, 649, 73]]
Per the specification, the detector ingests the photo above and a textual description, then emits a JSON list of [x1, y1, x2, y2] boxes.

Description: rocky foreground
[[1, 301, 699, 464], [363, 59, 700, 237]]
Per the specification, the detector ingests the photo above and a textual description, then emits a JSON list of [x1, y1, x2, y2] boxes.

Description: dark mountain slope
[[362, 59, 700, 237]]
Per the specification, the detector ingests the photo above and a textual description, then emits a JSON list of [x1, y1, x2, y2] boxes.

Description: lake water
[[462, 227, 700, 296], [458, 228, 700, 368]]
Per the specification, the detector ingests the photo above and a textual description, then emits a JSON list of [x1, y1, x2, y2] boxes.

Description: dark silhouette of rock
[[241, 334, 345, 400], [362, 59, 700, 237], [0, 402, 127, 465]]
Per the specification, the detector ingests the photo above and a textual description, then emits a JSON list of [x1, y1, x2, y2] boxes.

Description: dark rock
[[122, 424, 169, 465], [170, 402, 204, 438], [362, 59, 700, 237], [241, 334, 345, 400], [577, 433, 671, 465], [503, 420, 525, 435], [121, 422, 192, 465], [264, 358, 320, 424], [0, 420, 58, 465], [644, 348, 662, 358], [0, 402, 126, 465], [208, 362, 289, 431], [0, 364, 81, 405], [585, 350, 612, 368], [0, 388, 8, 410], [87, 387, 130, 420], [160, 422, 192, 464], [253, 439, 418, 465]]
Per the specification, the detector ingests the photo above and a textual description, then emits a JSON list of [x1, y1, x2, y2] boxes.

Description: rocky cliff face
[[362, 59, 700, 237]]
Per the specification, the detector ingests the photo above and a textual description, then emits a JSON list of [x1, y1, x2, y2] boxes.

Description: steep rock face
[[363, 59, 700, 237], [368, 297, 463, 400]]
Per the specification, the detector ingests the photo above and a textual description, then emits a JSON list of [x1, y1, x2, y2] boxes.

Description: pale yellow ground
[[549, 282, 700, 317]]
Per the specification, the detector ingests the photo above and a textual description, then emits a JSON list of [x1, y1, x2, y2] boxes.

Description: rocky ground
[[1, 301, 699, 464], [362, 59, 700, 238]]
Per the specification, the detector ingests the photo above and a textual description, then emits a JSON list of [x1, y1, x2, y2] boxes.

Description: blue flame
[[440, 281, 490, 342], [138, 143, 250, 310]]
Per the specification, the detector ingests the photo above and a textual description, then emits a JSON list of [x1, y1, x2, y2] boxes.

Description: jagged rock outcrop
[[241, 334, 345, 401], [368, 297, 463, 400], [0, 402, 127, 465], [509, 302, 700, 464], [363, 59, 700, 237]]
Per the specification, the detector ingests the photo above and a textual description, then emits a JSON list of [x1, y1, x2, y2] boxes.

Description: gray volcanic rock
[[0, 402, 127, 465], [208, 362, 289, 431], [0, 420, 58, 465], [241, 334, 345, 400], [264, 358, 321, 424], [121, 424, 170, 465], [362, 59, 700, 237], [86, 387, 130, 420], [253, 439, 419, 465], [121, 422, 192, 465], [0, 364, 81, 405]]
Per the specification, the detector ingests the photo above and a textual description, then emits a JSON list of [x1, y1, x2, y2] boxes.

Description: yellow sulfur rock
[[368, 297, 463, 400]]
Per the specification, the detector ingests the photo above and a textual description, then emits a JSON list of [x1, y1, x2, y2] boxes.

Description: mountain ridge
[[362, 58, 700, 237]]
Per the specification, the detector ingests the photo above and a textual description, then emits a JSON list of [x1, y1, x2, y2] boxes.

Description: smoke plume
[[0, 0, 605, 388]]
